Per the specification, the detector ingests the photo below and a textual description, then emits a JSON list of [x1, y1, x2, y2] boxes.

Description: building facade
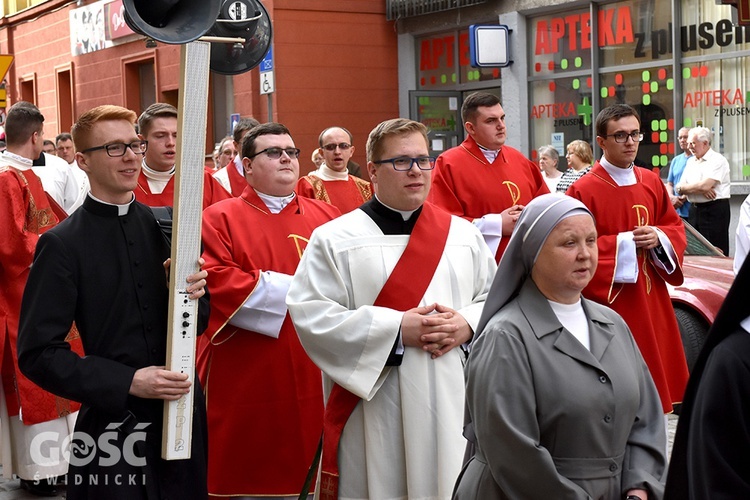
[[0, 0, 398, 171], [395, 0, 750, 191]]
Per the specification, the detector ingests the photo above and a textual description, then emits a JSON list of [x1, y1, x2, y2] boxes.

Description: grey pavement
[[0, 471, 66, 499], [0, 415, 679, 499]]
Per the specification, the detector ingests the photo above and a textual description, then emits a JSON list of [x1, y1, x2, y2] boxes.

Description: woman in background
[[557, 139, 593, 193], [538, 145, 562, 193]]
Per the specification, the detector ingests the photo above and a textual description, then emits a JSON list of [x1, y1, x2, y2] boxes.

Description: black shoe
[[20, 478, 58, 497]]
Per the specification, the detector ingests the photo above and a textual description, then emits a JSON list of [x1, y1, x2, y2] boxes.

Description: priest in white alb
[[287, 118, 496, 500]]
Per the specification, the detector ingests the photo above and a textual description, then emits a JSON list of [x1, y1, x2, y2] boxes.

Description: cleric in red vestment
[[428, 92, 549, 261], [134, 102, 230, 208], [566, 104, 688, 413], [296, 126, 373, 214], [199, 122, 340, 498]]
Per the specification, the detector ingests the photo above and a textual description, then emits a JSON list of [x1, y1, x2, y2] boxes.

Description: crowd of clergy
[[0, 92, 747, 500]]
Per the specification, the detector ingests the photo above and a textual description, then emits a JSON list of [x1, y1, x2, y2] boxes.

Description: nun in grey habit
[[454, 193, 666, 500]]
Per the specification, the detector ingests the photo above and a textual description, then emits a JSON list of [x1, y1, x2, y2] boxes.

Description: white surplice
[[287, 208, 496, 500]]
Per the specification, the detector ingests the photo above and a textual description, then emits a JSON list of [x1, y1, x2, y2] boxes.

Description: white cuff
[[473, 213, 503, 255], [229, 271, 293, 338], [650, 228, 678, 274], [614, 232, 638, 283]]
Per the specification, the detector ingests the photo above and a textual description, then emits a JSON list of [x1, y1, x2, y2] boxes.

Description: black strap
[[149, 205, 173, 246]]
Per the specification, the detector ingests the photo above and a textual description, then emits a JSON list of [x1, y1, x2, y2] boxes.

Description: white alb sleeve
[[473, 213, 503, 255], [649, 227, 678, 274], [228, 270, 293, 338], [614, 231, 638, 283]]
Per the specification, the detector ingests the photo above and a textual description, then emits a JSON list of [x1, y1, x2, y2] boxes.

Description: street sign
[[469, 25, 511, 68], [260, 71, 275, 95], [0, 55, 14, 82], [259, 46, 274, 95]]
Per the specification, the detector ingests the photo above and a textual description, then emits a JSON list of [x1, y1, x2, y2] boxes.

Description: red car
[[669, 221, 734, 370]]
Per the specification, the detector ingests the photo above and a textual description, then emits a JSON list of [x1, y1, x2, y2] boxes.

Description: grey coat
[[454, 280, 666, 500]]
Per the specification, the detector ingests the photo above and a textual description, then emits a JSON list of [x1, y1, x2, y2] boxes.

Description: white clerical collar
[[233, 154, 244, 176], [2, 150, 33, 167], [600, 155, 636, 186], [141, 160, 175, 180], [88, 192, 135, 216], [375, 194, 418, 221], [477, 143, 499, 164], [310, 163, 349, 181], [255, 190, 296, 214]]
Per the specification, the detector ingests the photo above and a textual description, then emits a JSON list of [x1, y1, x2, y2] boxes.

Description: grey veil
[[474, 193, 594, 336]]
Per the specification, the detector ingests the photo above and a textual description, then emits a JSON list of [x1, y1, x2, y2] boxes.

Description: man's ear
[[75, 152, 90, 174], [242, 156, 252, 176], [464, 121, 475, 136], [366, 161, 377, 183]]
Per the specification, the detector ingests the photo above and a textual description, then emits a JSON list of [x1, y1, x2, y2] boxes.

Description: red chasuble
[[198, 187, 340, 497], [135, 169, 230, 208], [296, 175, 373, 214], [0, 166, 81, 424], [428, 136, 549, 260], [567, 162, 689, 412], [318, 202, 451, 500]]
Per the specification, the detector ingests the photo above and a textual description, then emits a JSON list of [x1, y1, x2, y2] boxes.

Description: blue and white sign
[[260, 47, 273, 72], [259, 46, 274, 95]]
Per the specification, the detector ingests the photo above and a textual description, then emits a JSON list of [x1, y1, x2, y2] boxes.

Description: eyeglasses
[[321, 142, 351, 151], [373, 156, 436, 171], [81, 140, 149, 157], [249, 147, 301, 160], [602, 132, 644, 143]]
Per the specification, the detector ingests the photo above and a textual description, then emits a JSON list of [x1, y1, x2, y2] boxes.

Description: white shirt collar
[[88, 192, 135, 216], [255, 190, 296, 214], [141, 160, 175, 181], [2, 150, 33, 168], [375, 194, 418, 221], [310, 163, 349, 181], [600, 155, 636, 186]]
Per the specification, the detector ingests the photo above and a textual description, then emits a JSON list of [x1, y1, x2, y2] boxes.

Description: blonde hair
[[567, 140, 593, 165], [366, 118, 428, 163], [71, 105, 137, 152]]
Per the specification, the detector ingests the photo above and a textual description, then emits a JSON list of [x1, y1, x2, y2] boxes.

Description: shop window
[[417, 29, 499, 90], [529, 77, 594, 164], [600, 67, 675, 174], [681, 0, 750, 58], [682, 59, 750, 181], [56, 66, 74, 134], [529, 7, 592, 78], [597, 0, 673, 67]]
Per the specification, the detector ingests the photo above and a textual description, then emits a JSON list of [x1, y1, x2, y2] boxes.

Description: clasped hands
[[401, 303, 472, 359]]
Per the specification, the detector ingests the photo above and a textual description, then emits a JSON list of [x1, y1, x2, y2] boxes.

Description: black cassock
[[18, 196, 208, 500], [665, 257, 750, 500]]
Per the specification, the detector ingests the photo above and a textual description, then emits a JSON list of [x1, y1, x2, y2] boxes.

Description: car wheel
[[675, 307, 709, 372]]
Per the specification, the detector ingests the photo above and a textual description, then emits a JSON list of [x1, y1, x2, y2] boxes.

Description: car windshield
[[683, 220, 725, 257]]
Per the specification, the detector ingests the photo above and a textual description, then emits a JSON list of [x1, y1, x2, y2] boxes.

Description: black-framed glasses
[[602, 132, 644, 143], [81, 140, 148, 157], [373, 156, 436, 171], [321, 142, 351, 151], [249, 147, 301, 160]]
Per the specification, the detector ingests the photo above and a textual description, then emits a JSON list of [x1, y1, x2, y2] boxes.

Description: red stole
[[318, 202, 452, 500]]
